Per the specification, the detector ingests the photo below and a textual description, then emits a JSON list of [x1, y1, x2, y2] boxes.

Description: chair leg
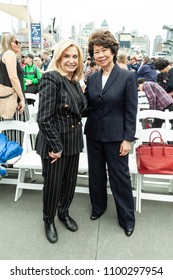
[[137, 174, 142, 213], [168, 180, 173, 193], [135, 174, 139, 212], [14, 168, 25, 201]]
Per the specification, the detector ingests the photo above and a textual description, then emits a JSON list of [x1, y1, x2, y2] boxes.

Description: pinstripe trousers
[[42, 153, 79, 222]]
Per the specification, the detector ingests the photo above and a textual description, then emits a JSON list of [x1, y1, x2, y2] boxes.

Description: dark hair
[[137, 78, 146, 85], [154, 59, 169, 71], [25, 53, 34, 59], [88, 30, 119, 63], [90, 60, 96, 68]]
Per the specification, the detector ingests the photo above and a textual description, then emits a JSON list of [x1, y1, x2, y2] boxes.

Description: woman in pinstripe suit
[[36, 40, 87, 243]]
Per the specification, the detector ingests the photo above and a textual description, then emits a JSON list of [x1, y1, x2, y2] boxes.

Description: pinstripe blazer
[[36, 71, 88, 158]]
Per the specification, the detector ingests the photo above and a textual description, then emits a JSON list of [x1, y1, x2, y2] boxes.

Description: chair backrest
[[25, 93, 39, 102], [138, 109, 168, 124], [0, 120, 26, 147], [23, 119, 39, 153], [138, 91, 146, 98], [164, 110, 173, 129], [136, 109, 169, 133], [25, 93, 39, 121], [138, 91, 149, 110], [137, 123, 173, 145], [138, 96, 148, 104]]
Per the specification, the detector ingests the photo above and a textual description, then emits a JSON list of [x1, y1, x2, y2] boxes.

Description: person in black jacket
[[84, 30, 138, 237], [137, 56, 157, 82], [155, 59, 173, 96], [36, 40, 87, 243]]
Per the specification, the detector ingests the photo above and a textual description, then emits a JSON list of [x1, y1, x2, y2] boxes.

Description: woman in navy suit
[[84, 30, 138, 236], [36, 40, 87, 243]]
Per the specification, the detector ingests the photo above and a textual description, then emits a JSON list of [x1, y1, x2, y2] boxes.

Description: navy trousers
[[87, 138, 135, 229]]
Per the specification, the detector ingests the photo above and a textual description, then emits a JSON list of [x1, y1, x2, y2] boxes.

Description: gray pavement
[[0, 182, 173, 260]]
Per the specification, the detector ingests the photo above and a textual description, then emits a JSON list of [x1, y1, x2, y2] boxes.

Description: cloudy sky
[[0, 0, 172, 42]]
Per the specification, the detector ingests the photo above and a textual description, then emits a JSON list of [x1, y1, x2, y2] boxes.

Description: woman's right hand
[[49, 151, 62, 164], [18, 99, 25, 114]]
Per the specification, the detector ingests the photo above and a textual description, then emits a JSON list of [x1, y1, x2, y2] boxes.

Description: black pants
[[42, 153, 79, 222], [87, 138, 135, 230]]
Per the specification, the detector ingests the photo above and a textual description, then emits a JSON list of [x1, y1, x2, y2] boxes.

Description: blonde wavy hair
[[0, 33, 16, 52], [47, 39, 84, 82]]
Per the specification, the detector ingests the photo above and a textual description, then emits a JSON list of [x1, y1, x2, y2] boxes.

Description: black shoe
[[44, 221, 58, 243], [90, 215, 100, 220], [90, 211, 104, 220], [124, 228, 134, 237], [59, 215, 78, 232]]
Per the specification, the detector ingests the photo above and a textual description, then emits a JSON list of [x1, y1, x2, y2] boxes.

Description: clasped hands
[[49, 151, 62, 164]]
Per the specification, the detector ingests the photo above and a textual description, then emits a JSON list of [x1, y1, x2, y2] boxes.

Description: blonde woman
[[0, 34, 25, 115], [36, 40, 87, 243], [117, 53, 128, 69]]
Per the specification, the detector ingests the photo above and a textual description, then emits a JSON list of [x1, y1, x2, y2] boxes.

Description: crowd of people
[[1, 31, 173, 244]]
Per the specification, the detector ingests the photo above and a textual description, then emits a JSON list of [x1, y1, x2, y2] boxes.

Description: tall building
[[100, 19, 109, 30], [162, 25, 173, 57], [132, 35, 150, 56], [152, 35, 163, 56], [76, 22, 95, 59]]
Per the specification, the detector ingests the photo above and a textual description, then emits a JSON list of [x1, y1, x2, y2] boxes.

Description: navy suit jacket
[[36, 71, 88, 158], [84, 64, 138, 142]]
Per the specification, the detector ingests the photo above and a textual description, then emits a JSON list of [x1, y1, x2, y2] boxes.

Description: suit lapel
[[102, 64, 120, 95], [75, 82, 88, 112], [61, 76, 87, 116], [95, 71, 103, 96]]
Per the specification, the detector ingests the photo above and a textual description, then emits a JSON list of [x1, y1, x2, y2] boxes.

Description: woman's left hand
[[18, 99, 25, 114], [119, 140, 131, 156]]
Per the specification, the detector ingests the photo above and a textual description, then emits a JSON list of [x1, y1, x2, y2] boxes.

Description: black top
[[66, 78, 83, 112], [0, 52, 24, 93]]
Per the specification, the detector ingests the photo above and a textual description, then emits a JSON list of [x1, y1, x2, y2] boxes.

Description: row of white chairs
[[1, 91, 173, 213]]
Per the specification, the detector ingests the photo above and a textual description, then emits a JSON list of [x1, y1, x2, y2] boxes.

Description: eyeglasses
[[12, 40, 21, 45]]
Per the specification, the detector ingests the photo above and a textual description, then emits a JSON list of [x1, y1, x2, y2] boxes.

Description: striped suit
[[36, 71, 87, 221]]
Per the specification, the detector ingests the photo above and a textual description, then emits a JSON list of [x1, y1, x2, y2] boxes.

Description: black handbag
[[25, 83, 38, 94]]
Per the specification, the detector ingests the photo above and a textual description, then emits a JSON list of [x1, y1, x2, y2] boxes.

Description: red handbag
[[136, 130, 173, 174]]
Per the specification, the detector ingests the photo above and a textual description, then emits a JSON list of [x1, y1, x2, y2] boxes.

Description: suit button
[[71, 125, 74, 128], [67, 115, 70, 118], [65, 104, 69, 108]]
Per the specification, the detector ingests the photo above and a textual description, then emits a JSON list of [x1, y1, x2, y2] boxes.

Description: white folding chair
[[138, 91, 149, 110], [0, 120, 26, 185], [25, 93, 39, 121], [13, 119, 43, 201], [136, 110, 173, 212]]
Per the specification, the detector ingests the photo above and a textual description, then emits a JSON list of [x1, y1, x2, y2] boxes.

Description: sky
[[0, 0, 172, 44]]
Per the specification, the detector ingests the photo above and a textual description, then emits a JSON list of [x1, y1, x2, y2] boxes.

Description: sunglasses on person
[[12, 40, 21, 45]]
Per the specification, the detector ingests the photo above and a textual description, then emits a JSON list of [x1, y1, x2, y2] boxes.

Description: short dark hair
[[88, 30, 119, 63], [90, 61, 96, 68], [137, 78, 146, 85], [154, 59, 169, 71], [25, 53, 34, 59]]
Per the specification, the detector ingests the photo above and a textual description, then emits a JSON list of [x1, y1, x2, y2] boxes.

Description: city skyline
[[0, 0, 172, 41]]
